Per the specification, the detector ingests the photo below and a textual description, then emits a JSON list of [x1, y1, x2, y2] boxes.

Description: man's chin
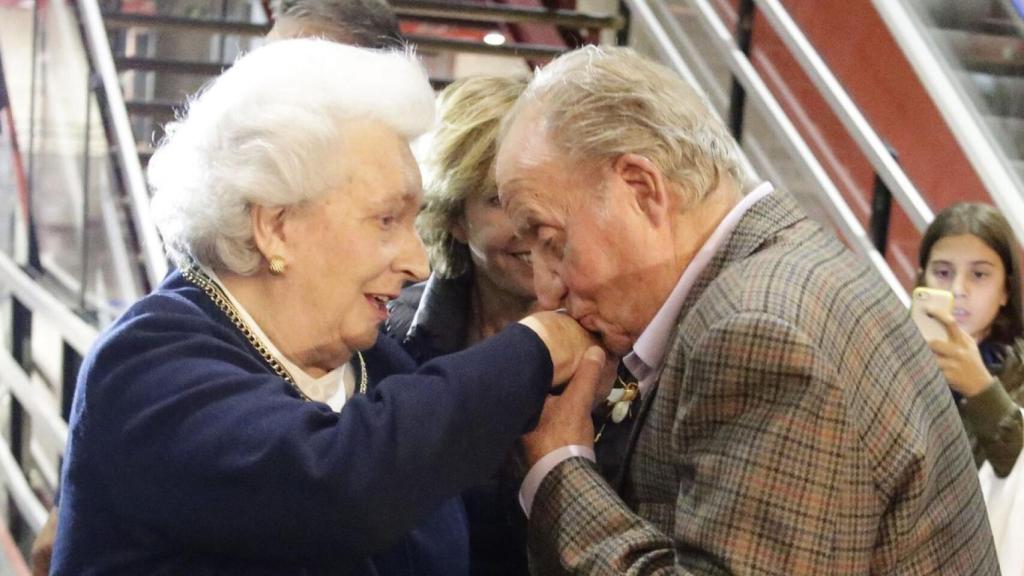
[[600, 333, 635, 357]]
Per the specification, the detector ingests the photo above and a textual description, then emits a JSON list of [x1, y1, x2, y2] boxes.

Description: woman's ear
[[250, 204, 290, 264], [451, 216, 468, 244], [612, 154, 670, 227]]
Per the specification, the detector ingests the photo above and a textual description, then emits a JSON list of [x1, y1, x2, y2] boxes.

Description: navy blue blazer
[[52, 270, 552, 575]]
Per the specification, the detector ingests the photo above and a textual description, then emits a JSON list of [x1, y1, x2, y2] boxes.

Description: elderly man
[[496, 46, 1000, 575]]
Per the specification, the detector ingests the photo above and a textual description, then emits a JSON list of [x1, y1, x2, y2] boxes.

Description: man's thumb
[[565, 346, 606, 404]]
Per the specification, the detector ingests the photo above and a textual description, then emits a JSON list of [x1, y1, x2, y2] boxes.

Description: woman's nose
[[398, 230, 429, 282]]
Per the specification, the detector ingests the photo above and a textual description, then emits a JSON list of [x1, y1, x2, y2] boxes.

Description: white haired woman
[[50, 40, 598, 575]]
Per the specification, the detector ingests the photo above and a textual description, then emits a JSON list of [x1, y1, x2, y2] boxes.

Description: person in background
[[389, 76, 536, 363], [267, 0, 402, 48], [49, 39, 596, 575], [496, 45, 999, 574], [917, 202, 1023, 476], [31, 2, 403, 573], [388, 76, 535, 576], [388, 75, 639, 576]]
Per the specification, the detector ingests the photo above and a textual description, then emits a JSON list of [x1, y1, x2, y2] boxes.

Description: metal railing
[[752, 0, 934, 234], [0, 250, 97, 538], [75, 0, 167, 289], [626, 0, 910, 304], [19, 0, 147, 316], [873, 0, 1024, 248]]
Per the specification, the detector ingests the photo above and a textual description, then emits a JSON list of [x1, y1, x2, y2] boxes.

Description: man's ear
[[612, 154, 671, 226], [250, 204, 290, 265]]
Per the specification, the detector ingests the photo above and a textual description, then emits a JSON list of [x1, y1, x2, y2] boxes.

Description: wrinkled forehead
[[333, 120, 422, 205], [495, 104, 555, 189]]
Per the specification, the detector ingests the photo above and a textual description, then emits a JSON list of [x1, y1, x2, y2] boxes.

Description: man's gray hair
[[148, 39, 435, 274], [507, 46, 749, 206], [274, 0, 402, 48]]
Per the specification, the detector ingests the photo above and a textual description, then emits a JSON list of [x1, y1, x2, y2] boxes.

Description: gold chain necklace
[[181, 265, 368, 400]]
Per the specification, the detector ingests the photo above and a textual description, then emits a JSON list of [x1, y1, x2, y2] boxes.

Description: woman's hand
[[518, 311, 601, 386], [928, 311, 995, 397]]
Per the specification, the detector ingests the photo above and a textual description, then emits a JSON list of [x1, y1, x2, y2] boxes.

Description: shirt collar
[[623, 182, 774, 392]]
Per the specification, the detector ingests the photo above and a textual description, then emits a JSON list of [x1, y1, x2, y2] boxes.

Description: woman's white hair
[[506, 46, 749, 207], [148, 39, 435, 274]]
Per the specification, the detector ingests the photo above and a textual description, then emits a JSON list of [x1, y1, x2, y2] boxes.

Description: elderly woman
[[51, 40, 596, 575]]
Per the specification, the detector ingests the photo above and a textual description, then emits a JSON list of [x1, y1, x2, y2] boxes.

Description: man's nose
[[533, 254, 567, 310]]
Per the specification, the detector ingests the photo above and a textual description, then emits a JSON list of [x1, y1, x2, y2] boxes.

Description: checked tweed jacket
[[528, 191, 1000, 575]]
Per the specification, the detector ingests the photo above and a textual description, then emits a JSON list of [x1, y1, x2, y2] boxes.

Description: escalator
[[875, 0, 1024, 245]]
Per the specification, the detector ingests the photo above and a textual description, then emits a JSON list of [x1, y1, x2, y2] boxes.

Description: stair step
[[926, 0, 1021, 37], [987, 115, 1024, 158], [102, 12, 270, 36], [406, 34, 565, 59], [114, 56, 229, 76], [966, 71, 1024, 117], [125, 100, 180, 120], [936, 27, 1024, 76], [391, 0, 624, 30]]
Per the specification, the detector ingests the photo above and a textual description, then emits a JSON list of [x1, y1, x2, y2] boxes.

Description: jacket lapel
[[613, 190, 806, 492]]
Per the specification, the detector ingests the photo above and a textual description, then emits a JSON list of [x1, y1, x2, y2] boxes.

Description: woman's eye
[[973, 271, 989, 280], [485, 195, 501, 207], [932, 269, 951, 279], [379, 215, 397, 229]]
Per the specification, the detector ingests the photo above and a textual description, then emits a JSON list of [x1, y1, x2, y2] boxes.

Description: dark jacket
[[387, 274, 472, 364], [386, 273, 639, 576], [387, 273, 530, 576], [961, 337, 1024, 477], [53, 269, 553, 575]]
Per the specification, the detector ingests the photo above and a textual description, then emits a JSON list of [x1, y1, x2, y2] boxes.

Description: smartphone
[[910, 287, 954, 342]]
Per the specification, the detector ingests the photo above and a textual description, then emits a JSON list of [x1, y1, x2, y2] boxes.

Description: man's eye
[[379, 215, 397, 229], [485, 195, 501, 207]]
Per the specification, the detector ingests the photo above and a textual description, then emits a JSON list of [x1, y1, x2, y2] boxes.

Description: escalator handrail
[[873, 0, 1024, 248], [625, 0, 908, 305], [76, 0, 168, 290], [753, 0, 934, 232]]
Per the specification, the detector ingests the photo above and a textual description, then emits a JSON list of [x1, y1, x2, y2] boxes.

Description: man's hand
[[519, 311, 599, 386], [928, 311, 994, 397], [31, 507, 58, 576], [522, 346, 607, 466]]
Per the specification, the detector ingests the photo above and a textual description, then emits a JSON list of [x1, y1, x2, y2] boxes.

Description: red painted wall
[[717, 0, 989, 285]]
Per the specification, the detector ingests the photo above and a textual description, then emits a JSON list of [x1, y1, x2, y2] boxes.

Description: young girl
[[917, 202, 1024, 477]]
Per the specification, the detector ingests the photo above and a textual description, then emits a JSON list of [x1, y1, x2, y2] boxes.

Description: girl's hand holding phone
[[928, 311, 996, 397]]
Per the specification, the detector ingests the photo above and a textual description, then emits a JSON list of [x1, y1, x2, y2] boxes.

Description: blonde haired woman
[[388, 76, 536, 575]]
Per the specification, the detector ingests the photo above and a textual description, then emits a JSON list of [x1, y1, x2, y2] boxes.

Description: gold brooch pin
[[606, 380, 639, 424]]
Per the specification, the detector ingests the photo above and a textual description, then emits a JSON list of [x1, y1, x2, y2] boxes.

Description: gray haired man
[[268, 0, 403, 48]]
